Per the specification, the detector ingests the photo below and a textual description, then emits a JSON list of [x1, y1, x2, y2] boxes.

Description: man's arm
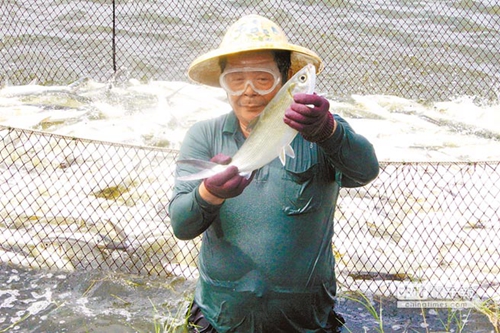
[[168, 122, 222, 240], [318, 115, 379, 188], [284, 93, 379, 187], [168, 121, 253, 240]]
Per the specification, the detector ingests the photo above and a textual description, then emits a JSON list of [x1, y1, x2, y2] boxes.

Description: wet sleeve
[[318, 114, 379, 188], [169, 186, 222, 240], [168, 122, 222, 240]]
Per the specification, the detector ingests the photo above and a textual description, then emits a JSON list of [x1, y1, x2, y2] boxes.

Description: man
[[168, 14, 379, 333]]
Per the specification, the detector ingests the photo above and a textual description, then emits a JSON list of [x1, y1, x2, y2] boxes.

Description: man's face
[[222, 51, 283, 133]]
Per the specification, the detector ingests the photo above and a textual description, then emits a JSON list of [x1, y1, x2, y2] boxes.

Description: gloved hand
[[203, 154, 254, 199], [284, 93, 335, 143]]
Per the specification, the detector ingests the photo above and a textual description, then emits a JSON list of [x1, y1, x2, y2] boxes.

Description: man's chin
[[243, 106, 264, 114]]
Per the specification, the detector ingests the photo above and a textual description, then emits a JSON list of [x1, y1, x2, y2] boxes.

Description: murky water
[[1, 83, 499, 332], [2, 79, 500, 333], [0, 264, 195, 333], [1, 264, 497, 332]]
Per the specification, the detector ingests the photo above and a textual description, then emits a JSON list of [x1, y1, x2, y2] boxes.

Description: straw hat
[[187, 14, 323, 87]]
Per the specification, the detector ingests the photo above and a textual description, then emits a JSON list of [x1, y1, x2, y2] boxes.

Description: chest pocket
[[282, 140, 319, 215]]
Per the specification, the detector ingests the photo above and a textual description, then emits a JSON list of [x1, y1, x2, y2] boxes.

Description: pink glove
[[203, 154, 253, 199], [284, 93, 335, 143]]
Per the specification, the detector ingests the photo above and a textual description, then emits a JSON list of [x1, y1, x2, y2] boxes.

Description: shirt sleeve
[[317, 114, 379, 188], [168, 120, 222, 240]]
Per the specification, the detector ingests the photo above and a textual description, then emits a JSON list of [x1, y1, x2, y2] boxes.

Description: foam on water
[[1, 264, 496, 332], [0, 80, 499, 162], [0, 81, 499, 332], [0, 265, 195, 332]]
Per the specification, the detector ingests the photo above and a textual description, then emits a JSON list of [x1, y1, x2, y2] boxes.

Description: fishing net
[[1, 1, 499, 102], [1, 1, 500, 300], [1, 125, 499, 299]]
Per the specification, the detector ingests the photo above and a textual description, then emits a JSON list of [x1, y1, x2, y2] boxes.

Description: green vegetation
[[147, 290, 500, 333], [473, 297, 500, 333], [336, 290, 499, 333]]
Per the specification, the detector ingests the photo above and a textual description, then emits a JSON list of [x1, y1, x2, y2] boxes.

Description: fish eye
[[299, 74, 307, 82]]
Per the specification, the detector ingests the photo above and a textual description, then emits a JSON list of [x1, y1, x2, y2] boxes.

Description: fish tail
[[176, 159, 227, 181]]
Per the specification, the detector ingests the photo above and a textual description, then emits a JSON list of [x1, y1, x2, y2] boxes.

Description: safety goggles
[[219, 67, 281, 96]]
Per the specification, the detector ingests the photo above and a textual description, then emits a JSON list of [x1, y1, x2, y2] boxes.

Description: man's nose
[[242, 81, 258, 96]]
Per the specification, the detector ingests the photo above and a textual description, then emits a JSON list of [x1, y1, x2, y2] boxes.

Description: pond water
[[1, 73, 499, 333], [1, 264, 497, 332], [0, 264, 194, 333], [1, 1, 499, 332]]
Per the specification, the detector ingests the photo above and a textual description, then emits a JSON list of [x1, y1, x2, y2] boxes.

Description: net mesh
[[1, 1, 500, 298], [1, 1, 499, 101], [1, 126, 498, 297]]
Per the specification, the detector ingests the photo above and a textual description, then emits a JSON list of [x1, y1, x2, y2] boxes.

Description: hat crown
[[220, 15, 289, 48], [187, 14, 323, 87]]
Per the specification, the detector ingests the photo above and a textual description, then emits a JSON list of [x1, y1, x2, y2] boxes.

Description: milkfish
[[0, 77, 91, 98], [177, 63, 316, 181]]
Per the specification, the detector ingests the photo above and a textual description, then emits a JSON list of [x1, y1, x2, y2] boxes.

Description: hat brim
[[187, 43, 323, 87]]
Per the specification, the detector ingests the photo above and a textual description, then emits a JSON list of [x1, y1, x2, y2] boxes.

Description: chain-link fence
[[1, 126, 499, 297], [1, 1, 499, 101], [1, 0, 499, 299]]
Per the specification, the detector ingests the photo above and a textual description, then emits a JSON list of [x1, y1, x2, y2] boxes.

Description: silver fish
[[0, 77, 91, 98], [177, 64, 316, 181]]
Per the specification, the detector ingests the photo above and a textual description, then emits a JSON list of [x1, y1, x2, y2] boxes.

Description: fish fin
[[279, 150, 286, 165], [285, 144, 295, 158], [240, 172, 252, 180], [278, 145, 295, 165], [176, 158, 221, 170], [177, 169, 220, 181], [176, 159, 226, 181]]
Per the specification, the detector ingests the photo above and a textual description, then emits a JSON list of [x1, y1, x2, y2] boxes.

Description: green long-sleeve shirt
[[169, 111, 378, 332]]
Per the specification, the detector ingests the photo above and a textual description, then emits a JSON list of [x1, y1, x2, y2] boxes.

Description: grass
[[337, 290, 500, 333], [149, 296, 192, 333], [341, 290, 384, 333], [147, 290, 500, 333], [0, 312, 32, 333], [136, 273, 484, 333], [429, 306, 472, 333], [473, 297, 500, 333]]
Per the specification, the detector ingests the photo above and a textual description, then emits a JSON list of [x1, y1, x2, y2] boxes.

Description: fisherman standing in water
[[169, 15, 379, 333]]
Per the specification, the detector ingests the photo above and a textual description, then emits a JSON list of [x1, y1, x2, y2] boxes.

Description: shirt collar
[[223, 111, 240, 134]]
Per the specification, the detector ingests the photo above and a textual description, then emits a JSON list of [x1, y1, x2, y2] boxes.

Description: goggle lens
[[220, 68, 280, 96]]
